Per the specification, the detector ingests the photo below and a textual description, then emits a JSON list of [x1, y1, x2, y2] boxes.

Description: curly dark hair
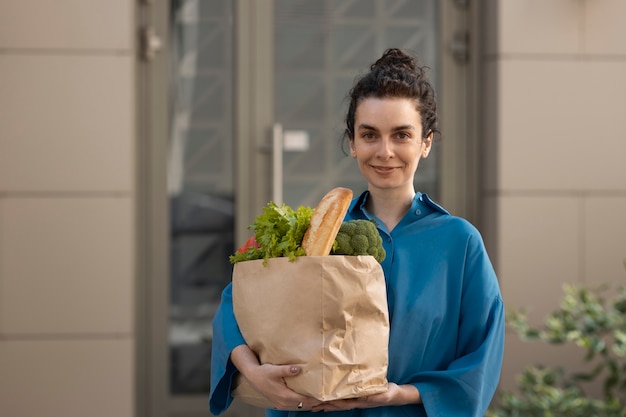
[[343, 48, 440, 149]]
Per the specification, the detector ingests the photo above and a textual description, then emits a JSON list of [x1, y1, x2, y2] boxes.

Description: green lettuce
[[229, 202, 313, 264]]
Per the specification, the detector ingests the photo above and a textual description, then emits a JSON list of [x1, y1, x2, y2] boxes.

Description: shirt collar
[[348, 190, 449, 219]]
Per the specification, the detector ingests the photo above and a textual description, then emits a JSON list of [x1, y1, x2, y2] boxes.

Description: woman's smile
[[370, 164, 400, 175]]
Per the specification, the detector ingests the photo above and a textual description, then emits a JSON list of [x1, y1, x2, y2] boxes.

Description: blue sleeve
[[416, 232, 505, 417], [209, 283, 247, 415]]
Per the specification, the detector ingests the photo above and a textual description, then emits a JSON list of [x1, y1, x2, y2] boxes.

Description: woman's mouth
[[371, 165, 397, 175]]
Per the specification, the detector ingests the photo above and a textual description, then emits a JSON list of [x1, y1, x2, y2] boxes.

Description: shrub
[[487, 273, 626, 417]]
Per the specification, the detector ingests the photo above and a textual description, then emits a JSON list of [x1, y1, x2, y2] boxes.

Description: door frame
[[439, 0, 481, 223], [234, 0, 275, 246], [136, 0, 170, 416]]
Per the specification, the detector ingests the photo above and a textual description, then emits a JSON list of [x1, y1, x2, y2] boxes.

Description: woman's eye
[[395, 132, 410, 140], [362, 132, 376, 139]]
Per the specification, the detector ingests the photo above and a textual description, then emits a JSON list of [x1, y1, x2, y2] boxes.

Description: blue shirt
[[210, 191, 505, 417]]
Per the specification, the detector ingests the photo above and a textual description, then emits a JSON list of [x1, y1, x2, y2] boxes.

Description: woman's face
[[350, 97, 432, 194]]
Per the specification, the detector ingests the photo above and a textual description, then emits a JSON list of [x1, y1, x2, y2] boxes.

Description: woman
[[210, 48, 505, 417]]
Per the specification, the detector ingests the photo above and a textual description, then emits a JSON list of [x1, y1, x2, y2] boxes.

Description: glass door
[[273, 0, 440, 210], [165, 1, 262, 416], [167, 0, 235, 396]]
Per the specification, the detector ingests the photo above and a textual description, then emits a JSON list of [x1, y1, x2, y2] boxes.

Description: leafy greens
[[229, 202, 313, 264]]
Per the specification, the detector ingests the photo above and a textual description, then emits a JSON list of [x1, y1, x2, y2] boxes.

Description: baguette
[[302, 187, 353, 256]]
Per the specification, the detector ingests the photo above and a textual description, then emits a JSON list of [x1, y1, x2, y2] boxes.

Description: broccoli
[[332, 219, 386, 263]]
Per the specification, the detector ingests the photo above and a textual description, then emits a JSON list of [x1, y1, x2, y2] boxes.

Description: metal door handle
[[272, 123, 283, 205]]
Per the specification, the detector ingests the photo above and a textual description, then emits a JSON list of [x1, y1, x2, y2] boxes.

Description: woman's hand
[[230, 345, 322, 411], [311, 382, 421, 412]]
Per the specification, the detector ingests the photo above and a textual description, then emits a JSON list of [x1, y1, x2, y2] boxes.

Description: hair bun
[[370, 48, 417, 72]]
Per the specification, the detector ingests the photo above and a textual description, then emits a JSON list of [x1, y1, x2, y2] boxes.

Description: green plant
[[487, 278, 626, 417]]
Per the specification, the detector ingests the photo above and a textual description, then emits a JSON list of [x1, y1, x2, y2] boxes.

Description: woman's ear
[[349, 139, 357, 158], [422, 131, 433, 158]]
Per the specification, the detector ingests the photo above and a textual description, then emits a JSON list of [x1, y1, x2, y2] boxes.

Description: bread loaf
[[302, 187, 353, 256]]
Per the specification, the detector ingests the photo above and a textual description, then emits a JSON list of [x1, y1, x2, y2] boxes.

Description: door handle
[[272, 123, 283, 205]]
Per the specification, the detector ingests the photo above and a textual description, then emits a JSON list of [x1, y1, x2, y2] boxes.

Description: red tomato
[[237, 236, 260, 253]]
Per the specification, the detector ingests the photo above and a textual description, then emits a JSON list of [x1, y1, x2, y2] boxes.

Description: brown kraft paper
[[231, 255, 390, 407]]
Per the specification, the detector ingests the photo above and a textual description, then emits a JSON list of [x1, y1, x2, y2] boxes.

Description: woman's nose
[[376, 138, 393, 160]]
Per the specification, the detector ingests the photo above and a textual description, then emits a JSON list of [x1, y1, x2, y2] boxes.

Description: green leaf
[[230, 201, 313, 264], [491, 277, 626, 417]]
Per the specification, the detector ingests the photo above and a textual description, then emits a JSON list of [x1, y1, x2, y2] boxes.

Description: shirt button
[[415, 209, 421, 215]]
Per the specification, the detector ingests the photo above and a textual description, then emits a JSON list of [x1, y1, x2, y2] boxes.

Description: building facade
[[1, 1, 625, 417]]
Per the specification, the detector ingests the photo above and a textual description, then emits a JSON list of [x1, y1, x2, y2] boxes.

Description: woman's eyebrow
[[357, 124, 416, 132], [357, 123, 378, 131], [391, 124, 416, 132]]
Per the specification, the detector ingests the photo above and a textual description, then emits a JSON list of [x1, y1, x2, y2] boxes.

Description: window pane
[[167, 0, 234, 395], [275, 0, 440, 208]]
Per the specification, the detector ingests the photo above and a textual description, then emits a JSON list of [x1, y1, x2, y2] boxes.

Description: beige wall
[[0, 1, 136, 416], [481, 0, 626, 393]]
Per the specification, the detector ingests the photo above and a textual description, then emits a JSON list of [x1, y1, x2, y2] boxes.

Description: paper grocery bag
[[231, 255, 389, 407]]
